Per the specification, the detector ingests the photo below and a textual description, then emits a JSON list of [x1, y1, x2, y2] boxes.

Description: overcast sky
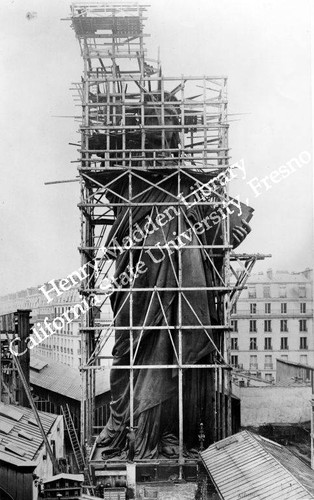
[[0, 0, 313, 295]]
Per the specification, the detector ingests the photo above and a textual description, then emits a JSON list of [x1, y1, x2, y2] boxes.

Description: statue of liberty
[[91, 92, 251, 459]]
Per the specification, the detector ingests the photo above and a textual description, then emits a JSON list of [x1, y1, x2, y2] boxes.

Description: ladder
[[61, 404, 85, 471], [61, 404, 94, 490]]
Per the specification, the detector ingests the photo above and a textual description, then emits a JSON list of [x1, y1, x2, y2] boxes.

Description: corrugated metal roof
[[0, 402, 58, 466], [30, 354, 110, 400], [201, 430, 314, 500], [254, 434, 314, 496]]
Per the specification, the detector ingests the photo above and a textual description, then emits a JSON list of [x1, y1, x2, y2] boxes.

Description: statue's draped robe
[[96, 169, 225, 458]]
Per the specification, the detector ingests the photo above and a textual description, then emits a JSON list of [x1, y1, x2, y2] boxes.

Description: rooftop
[[241, 269, 312, 284], [30, 354, 110, 401], [201, 430, 314, 500], [0, 402, 59, 467], [277, 358, 314, 371], [43, 473, 84, 484]]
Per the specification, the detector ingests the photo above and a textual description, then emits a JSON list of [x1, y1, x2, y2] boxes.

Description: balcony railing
[[264, 364, 273, 370], [231, 309, 312, 318], [249, 363, 258, 369]]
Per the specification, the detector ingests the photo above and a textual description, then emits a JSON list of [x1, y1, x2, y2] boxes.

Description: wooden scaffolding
[[69, 2, 266, 468]]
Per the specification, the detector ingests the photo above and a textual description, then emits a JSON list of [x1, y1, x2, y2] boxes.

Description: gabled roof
[[30, 354, 110, 401], [0, 402, 59, 467], [201, 430, 314, 500], [43, 473, 84, 484]]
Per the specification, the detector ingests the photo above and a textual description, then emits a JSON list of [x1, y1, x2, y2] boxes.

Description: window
[[279, 286, 286, 298], [250, 303, 257, 314], [249, 355, 258, 369], [300, 303, 306, 314], [280, 320, 288, 332], [264, 337, 272, 350], [263, 286, 271, 298], [280, 337, 288, 350], [231, 338, 238, 350], [264, 355, 273, 369], [300, 355, 308, 365], [231, 355, 238, 367], [280, 303, 287, 314], [264, 320, 272, 332], [265, 303, 271, 314], [248, 286, 256, 299], [249, 338, 257, 350], [265, 373, 273, 382], [299, 320, 307, 332], [299, 286, 306, 298], [300, 337, 308, 350], [231, 320, 238, 332], [249, 320, 257, 332]]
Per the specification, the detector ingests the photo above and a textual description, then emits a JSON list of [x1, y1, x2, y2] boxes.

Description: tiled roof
[[201, 430, 314, 500], [0, 402, 59, 467], [30, 354, 110, 401]]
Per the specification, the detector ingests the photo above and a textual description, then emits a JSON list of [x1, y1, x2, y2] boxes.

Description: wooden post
[[311, 371, 314, 470], [178, 166, 184, 478]]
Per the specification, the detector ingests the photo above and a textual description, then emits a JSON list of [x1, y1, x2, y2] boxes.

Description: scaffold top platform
[[70, 3, 148, 39]]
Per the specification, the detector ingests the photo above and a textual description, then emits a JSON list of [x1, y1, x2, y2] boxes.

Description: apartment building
[[0, 282, 112, 368], [230, 269, 313, 382]]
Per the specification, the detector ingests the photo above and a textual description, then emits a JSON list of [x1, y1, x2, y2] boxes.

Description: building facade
[[0, 282, 112, 369], [231, 268, 313, 381], [1, 269, 312, 380]]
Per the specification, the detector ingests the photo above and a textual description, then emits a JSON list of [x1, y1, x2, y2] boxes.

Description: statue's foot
[[160, 445, 179, 458], [101, 447, 123, 460]]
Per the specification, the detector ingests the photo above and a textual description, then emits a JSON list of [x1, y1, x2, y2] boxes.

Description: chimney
[[302, 268, 313, 280]]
